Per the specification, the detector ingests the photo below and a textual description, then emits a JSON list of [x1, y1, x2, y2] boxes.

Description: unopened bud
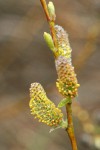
[[48, 1, 56, 21], [44, 32, 55, 52]]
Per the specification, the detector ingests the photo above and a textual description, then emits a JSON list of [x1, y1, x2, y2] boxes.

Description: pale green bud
[[48, 1, 56, 21], [44, 32, 55, 52]]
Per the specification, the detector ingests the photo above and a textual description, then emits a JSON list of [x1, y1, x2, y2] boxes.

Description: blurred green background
[[0, 0, 100, 150]]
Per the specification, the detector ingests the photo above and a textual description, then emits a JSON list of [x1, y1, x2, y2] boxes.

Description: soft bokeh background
[[0, 0, 100, 150]]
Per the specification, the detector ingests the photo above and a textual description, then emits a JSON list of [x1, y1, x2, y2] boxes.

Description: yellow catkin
[[29, 82, 63, 127], [54, 25, 80, 98], [55, 56, 80, 98]]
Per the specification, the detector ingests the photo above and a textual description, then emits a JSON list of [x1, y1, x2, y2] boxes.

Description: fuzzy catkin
[[29, 83, 63, 127], [54, 25, 80, 98], [55, 56, 79, 98], [54, 25, 72, 62]]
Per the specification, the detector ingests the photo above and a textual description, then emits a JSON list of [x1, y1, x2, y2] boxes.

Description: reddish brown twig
[[66, 103, 78, 150]]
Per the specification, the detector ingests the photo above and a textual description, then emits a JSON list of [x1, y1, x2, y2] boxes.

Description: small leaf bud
[[44, 32, 55, 52], [48, 1, 56, 21]]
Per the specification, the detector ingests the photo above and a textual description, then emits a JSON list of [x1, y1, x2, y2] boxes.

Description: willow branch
[[40, 1, 78, 150]]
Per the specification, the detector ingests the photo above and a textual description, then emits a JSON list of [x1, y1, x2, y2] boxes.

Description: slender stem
[[40, 0, 58, 49], [40, 0, 50, 21], [66, 103, 78, 150]]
